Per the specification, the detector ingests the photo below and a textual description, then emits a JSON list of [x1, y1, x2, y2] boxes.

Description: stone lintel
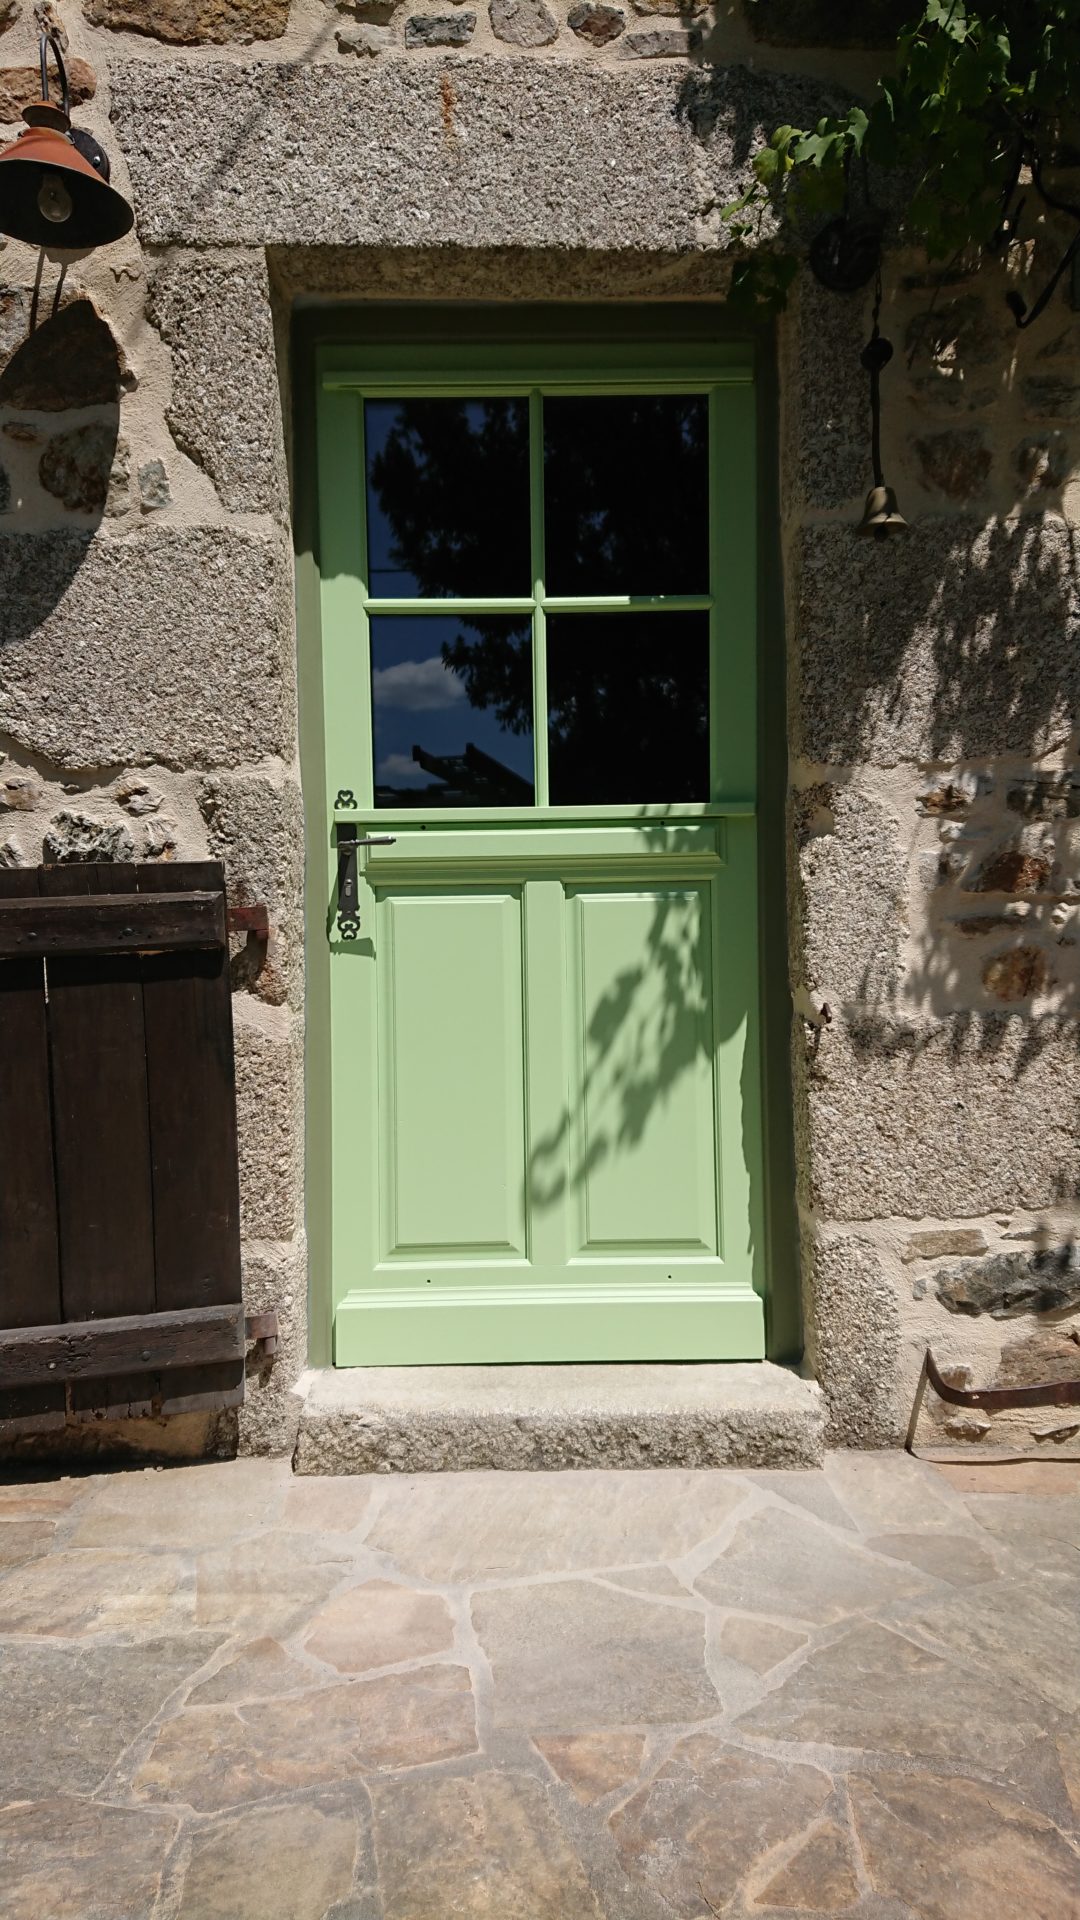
[[109, 57, 834, 251]]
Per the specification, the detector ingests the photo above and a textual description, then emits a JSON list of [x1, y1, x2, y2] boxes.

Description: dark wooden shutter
[[0, 862, 244, 1429]]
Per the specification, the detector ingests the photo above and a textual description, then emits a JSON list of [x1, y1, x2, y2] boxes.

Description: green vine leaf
[[732, 0, 1080, 314]]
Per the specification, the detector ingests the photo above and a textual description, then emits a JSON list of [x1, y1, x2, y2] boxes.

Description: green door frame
[[291, 303, 801, 1369]]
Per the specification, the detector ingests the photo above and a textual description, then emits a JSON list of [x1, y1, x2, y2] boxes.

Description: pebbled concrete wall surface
[[0, 1, 1078, 1456]]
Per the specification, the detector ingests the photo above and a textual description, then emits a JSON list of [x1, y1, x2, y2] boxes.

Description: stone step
[[291, 1362, 825, 1474]]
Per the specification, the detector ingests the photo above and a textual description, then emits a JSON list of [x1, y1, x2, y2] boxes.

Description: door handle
[[335, 823, 396, 940]]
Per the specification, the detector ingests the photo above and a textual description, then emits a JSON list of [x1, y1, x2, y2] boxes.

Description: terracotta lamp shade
[[0, 122, 134, 250]]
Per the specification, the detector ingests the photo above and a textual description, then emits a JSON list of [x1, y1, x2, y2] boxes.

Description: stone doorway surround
[[1, 29, 1078, 1464]]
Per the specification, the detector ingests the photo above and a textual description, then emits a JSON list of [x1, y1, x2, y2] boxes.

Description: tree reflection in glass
[[365, 397, 530, 599], [543, 394, 709, 596], [371, 616, 534, 809], [364, 394, 711, 806]]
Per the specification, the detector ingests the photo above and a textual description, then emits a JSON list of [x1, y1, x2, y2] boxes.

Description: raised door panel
[[566, 885, 719, 1260], [376, 888, 528, 1261]]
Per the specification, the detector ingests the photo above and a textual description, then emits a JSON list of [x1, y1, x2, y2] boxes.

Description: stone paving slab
[[0, 1452, 1076, 1917]]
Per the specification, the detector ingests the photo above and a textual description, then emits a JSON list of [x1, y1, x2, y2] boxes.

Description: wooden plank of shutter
[[42, 863, 159, 1413], [0, 867, 65, 1428], [138, 862, 244, 1408], [0, 890, 226, 957], [0, 1303, 244, 1390]]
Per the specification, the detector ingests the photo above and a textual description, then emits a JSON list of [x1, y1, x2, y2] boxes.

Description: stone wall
[[0, 0, 1078, 1456], [784, 259, 1080, 1449]]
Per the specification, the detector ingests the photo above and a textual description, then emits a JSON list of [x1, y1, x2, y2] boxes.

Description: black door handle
[[335, 825, 396, 940]]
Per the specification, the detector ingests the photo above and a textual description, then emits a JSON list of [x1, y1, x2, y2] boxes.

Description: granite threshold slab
[[291, 1362, 825, 1474]]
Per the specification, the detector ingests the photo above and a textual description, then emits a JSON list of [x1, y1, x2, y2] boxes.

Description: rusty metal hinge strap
[[245, 1310, 279, 1357], [926, 1346, 1080, 1411]]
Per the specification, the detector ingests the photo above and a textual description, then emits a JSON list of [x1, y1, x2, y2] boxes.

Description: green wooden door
[[315, 336, 765, 1365]]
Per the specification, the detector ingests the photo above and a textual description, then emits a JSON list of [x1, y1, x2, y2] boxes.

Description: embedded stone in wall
[[337, 22, 393, 50], [0, 772, 37, 811], [138, 460, 170, 512], [935, 1244, 1080, 1319], [902, 1229, 988, 1264], [43, 811, 135, 864], [913, 427, 991, 501], [146, 254, 285, 518], [0, 0, 19, 31], [630, 0, 704, 12], [981, 944, 1050, 1002], [142, 818, 177, 859], [568, 2, 623, 42], [82, 0, 290, 43], [335, 0, 400, 21], [995, 1326, 1080, 1390], [1022, 373, 1080, 422], [963, 833, 1053, 894], [621, 26, 699, 53], [0, 300, 122, 410], [112, 776, 163, 816], [489, 0, 557, 43], [0, 57, 95, 120], [743, 0, 907, 46], [905, 297, 1000, 411], [916, 773, 980, 816], [39, 422, 118, 515], [1015, 433, 1070, 493], [1006, 773, 1080, 822], [405, 12, 474, 42], [0, 527, 294, 771]]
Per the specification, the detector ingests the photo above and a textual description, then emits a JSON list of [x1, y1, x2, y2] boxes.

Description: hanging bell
[[0, 32, 133, 252], [856, 483, 908, 539]]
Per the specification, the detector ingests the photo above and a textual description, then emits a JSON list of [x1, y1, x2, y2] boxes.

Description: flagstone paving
[[0, 1452, 1077, 1918]]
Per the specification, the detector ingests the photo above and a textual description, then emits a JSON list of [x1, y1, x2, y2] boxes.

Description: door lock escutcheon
[[335, 822, 396, 940]]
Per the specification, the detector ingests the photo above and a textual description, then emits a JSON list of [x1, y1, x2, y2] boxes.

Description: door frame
[[292, 302, 801, 1369]]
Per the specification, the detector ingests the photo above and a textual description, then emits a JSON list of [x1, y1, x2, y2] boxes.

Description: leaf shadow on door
[[522, 826, 760, 1267]]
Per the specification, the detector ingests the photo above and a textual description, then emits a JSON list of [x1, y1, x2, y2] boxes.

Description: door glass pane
[[371, 614, 534, 808], [543, 395, 709, 596], [546, 612, 709, 805], [365, 398, 530, 599]]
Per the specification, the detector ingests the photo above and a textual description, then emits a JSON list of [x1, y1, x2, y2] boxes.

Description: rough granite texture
[[238, 1235, 309, 1457], [0, 528, 294, 770], [107, 58, 832, 251], [232, 1000, 305, 1244], [804, 1232, 904, 1448], [293, 1364, 826, 1472], [146, 251, 287, 518], [803, 1013, 1080, 1223], [793, 777, 909, 1004], [198, 768, 306, 1010], [791, 514, 1080, 768]]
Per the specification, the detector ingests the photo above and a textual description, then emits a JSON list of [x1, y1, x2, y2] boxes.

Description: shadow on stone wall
[[0, 298, 126, 645], [793, 512, 1080, 771]]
